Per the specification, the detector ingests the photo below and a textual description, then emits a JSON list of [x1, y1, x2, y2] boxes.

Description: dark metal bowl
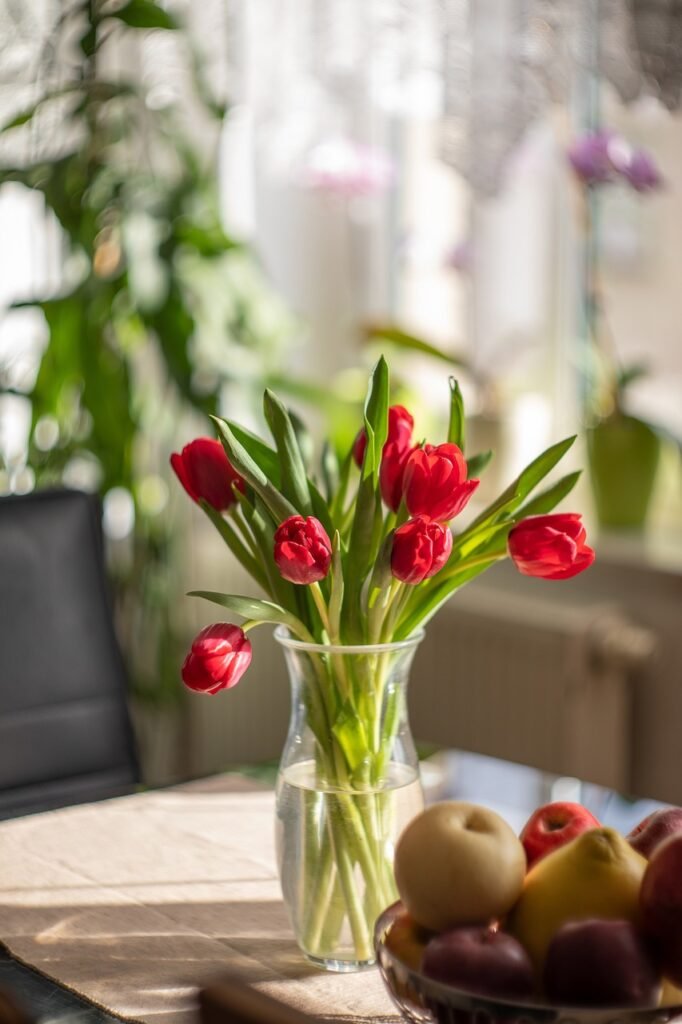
[[374, 902, 682, 1024]]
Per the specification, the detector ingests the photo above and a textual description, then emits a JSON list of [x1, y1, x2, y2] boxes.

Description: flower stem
[[309, 581, 332, 638]]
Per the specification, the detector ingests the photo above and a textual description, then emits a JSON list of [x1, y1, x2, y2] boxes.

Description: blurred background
[[1, 0, 681, 803]]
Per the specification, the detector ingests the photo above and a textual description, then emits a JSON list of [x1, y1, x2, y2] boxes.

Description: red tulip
[[391, 515, 453, 585], [403, 443, 479, 522], [274, 515, 332, 585], [380, 441, 415, 512], [353, 404, 414, 468], [181, 623, 252, 694], [171, 438, 244, 512], [508, 514, 595, 581]]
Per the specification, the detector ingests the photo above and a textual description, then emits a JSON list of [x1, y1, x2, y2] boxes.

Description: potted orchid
[[567, 130, 665, 529], [171, 358, 594, 971]]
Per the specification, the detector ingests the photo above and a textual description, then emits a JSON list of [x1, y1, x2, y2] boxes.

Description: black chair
[[0, 488, 139, 819]]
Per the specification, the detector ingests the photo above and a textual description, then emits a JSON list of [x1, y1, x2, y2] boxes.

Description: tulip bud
[[353, 404, 414, 468], [274, 515, 332, 585], [403, 443, 479, 522], [171, 438, 244, 512], [181, 623, 252, 694], [391, 515, 453, 585], [508, 514, 595, 581]]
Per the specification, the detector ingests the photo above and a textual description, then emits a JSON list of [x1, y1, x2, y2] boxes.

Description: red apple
[[544, 919, 661, 1007], [421, 926, 535, 1000], [519, 802, 601, 868], [640, 832, 682, 985], [627, 808, 682, 860]]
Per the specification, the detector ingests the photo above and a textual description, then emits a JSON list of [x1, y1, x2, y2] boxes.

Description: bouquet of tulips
[[171, 357, 594, 966]]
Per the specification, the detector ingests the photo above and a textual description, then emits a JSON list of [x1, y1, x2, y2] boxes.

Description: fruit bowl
[[374, 902, 682, 1024]]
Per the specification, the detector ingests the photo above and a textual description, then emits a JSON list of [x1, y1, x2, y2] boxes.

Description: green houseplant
[[567, 129, 665, 530]]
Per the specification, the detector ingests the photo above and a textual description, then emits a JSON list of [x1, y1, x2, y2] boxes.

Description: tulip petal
[[170, 451, 199, 503]]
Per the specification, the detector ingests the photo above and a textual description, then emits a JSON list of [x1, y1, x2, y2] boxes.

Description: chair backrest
[[0, 488, 139, 818]]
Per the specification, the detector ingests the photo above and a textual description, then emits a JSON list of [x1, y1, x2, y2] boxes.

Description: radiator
[[409, 586, 656, 794]]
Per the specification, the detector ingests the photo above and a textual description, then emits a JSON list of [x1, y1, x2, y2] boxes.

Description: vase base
[[304, 952, 376, 973]]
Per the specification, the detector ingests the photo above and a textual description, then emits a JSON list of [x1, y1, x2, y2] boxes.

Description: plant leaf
[[514, 470, 582, 519], [467, 435, 577, 532], [332, 700, 370, 773], [212, 416, 297, 524], [188, 592, 312, 640], [396, 555, 505, 639], [362, 355, 389, 483], [263, 389, 312, 515], [364, 323, 470, 371], [308, 479, 335, 538], [321, 441, 339, 504], [109, 0, 179, 30], [328, 532, 345, 641], [289, 408, 315, 473], [447, 377, 465, 450], [223, 421, 281, 487], [466, 450, 493, 478], [330, 448, 355, 529], [344, 358, 390, 635], [199, 502, 268, 592]]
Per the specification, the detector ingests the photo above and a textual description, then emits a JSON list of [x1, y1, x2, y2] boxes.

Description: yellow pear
[[507, 827, 647, 977]]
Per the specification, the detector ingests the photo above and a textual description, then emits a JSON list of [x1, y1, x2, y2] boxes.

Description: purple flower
[[567, 131, 615, 186], [619, 149, 663, 192], [567, 130, 663, 194]]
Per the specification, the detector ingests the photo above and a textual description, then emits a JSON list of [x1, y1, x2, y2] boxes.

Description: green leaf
[[199, 503, 268, 592], [396, 556, 504, 639], [308, 479, 335, 539], [240, 494, 297, 609], [289, 408, 315, 473], [447, 377, 465, 450], [222, 422, 281, 487], [364, 323, 470, 371], [263, 389, 312, 515], [332, 700, 370, 772], [320, 442, 339, 504], [79, 24, 98, 57], [467, 435, 577, 532], [466, 450, 493, 478], [514, 470, 582, 519], [616, 363, 649, 393], [362, 356, 389, 483], [344, 359, 390, 636], [149, 279, 216, 418], [0, 85, 85, 132], [109, 0, 179, 30], [330, 448, 354, 528], [328, 532, 345, 642], [212, 416, 297, 524], [188, 592, 312, 640], [173, 218, 239, 257], [451, 520, 509, 561]]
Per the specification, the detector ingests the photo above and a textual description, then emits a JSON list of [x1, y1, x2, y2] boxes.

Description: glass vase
[[274, 628, 425, 972]]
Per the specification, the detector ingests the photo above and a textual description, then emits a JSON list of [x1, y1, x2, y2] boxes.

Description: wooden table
[[0, 774, 404, 1024], [0, 755, 666, 1024]]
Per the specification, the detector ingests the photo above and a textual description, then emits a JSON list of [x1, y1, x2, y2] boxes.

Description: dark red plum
[[544, 919, 661, 1007], [421, 926, 534, 1000]]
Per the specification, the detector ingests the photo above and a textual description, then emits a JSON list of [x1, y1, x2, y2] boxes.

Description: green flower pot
[[587, 412, 661, 530]]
